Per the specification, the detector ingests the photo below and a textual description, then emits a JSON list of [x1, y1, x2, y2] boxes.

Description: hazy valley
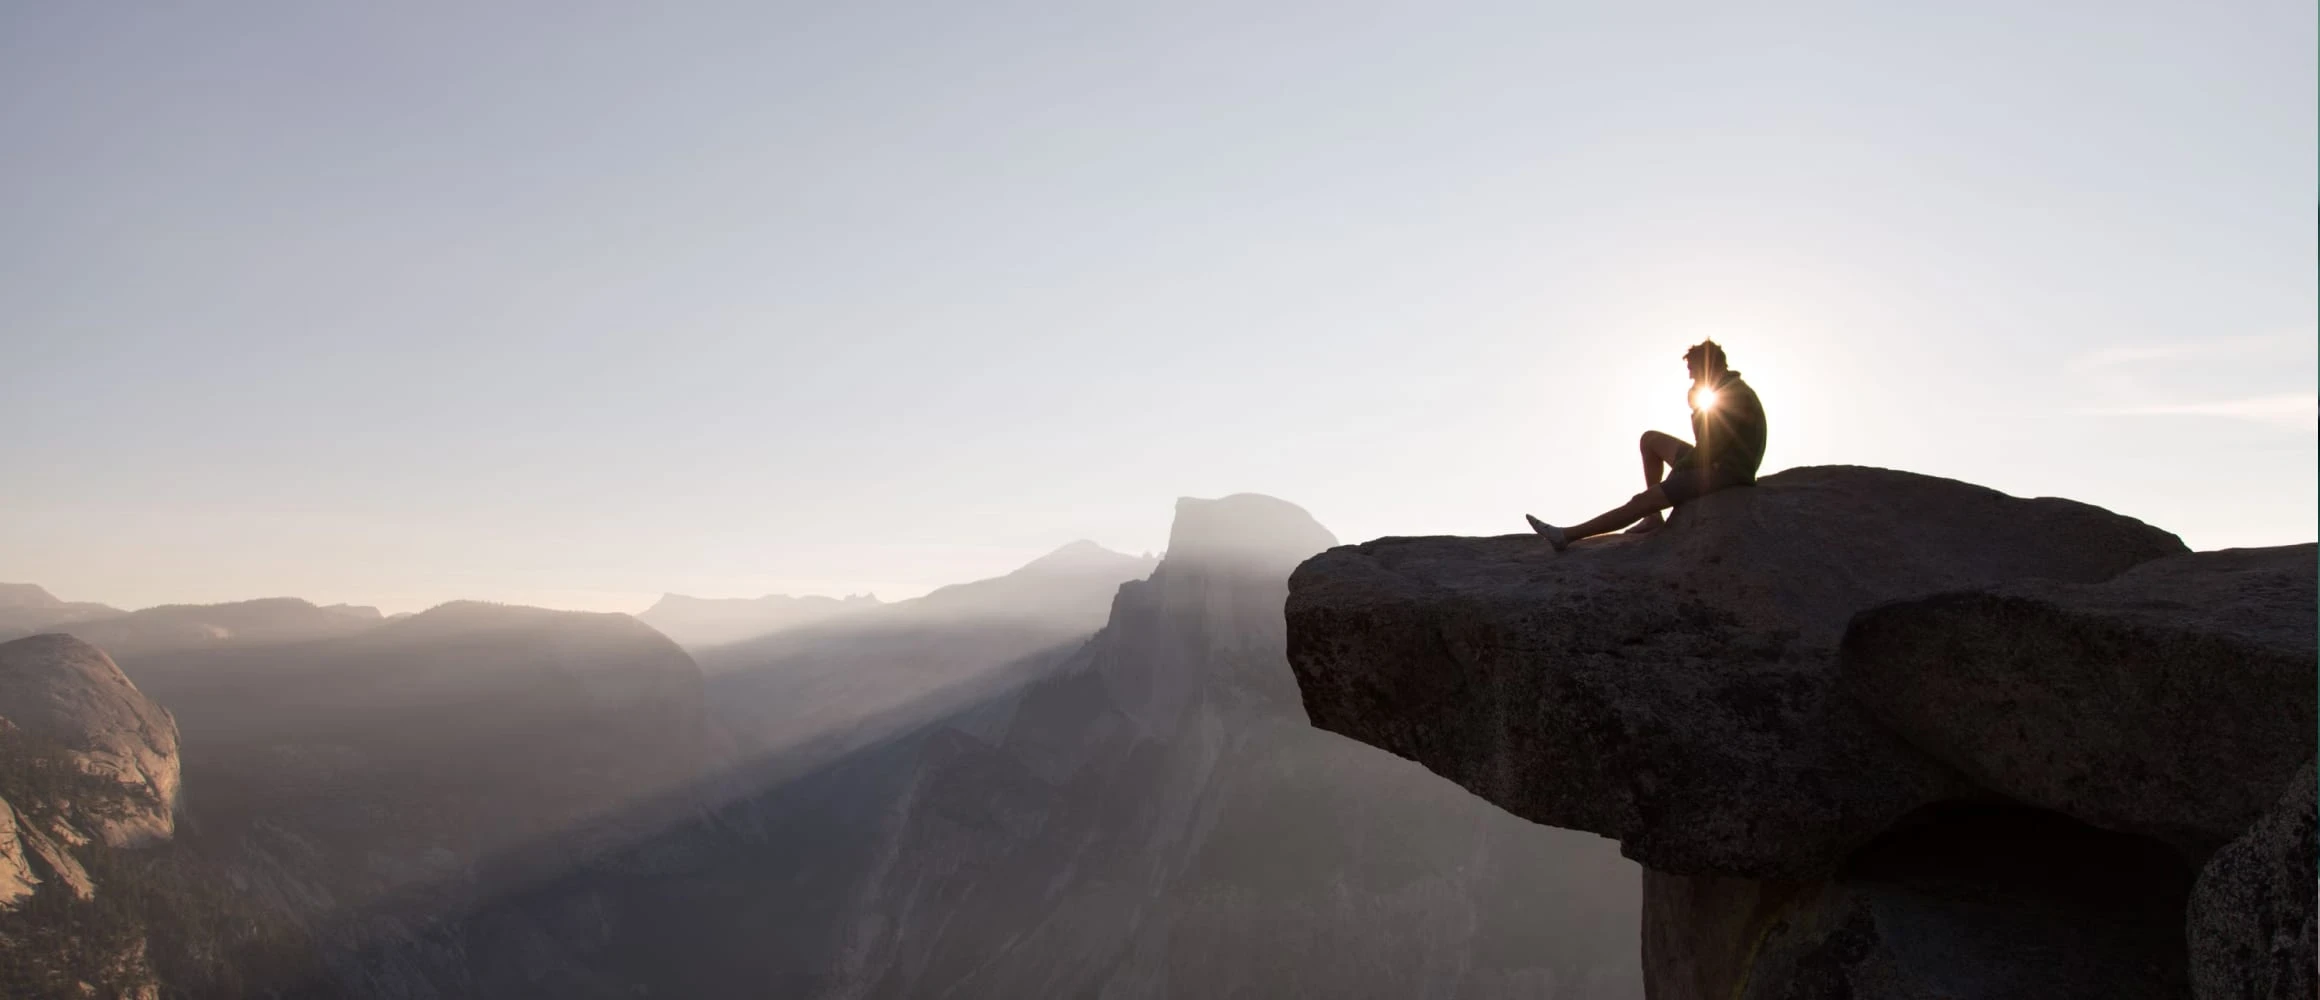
[[0, 494, 1643, 998]]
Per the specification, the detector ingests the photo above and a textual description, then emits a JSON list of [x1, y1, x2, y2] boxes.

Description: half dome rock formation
[[1286, 465, 2313, 997], [0, 633, 182, 847]]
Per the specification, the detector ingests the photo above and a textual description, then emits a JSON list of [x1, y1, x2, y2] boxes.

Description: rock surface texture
[[2187, 762, 2317, 1000], [1286, 465, 2315, 999], [1843, 544, 2316, 858], [1287, 465, 2187, 878], [0, 633, 187, 996], [0, 633, 183, 846]]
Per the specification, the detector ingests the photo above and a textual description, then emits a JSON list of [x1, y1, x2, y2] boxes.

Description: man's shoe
[[1525, 515, 1569, 552]]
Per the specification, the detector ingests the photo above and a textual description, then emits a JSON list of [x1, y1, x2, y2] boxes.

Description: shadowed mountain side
[[104, 602, 722, 925], [300, 494, 1642, 998], [695, 540, 1159, 771], [701, 619, 1099, 775]]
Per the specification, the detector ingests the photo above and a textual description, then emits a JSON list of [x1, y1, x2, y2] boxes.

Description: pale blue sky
[[3, 2, 2313, 613]]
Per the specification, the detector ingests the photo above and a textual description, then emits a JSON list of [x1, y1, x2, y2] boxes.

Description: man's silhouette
[[1526, 339, 1767, 551]]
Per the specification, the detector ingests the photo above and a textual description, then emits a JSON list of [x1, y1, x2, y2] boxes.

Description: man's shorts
[[1662, 460, 1754, 507]]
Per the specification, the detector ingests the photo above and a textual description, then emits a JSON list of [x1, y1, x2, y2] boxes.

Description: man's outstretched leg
[[1526, 485, 1673, 553], [1632, 431, 1691, 535]]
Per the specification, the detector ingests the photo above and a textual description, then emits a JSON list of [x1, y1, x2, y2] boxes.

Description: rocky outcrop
[[1286, 466, 2186, 879], [0, 635, 184, 997], [0, 634, 182, 847], [1285, 465, 2320, 998], [1842, 545, 2317, 858], [2187, 763, 2317, 1000]]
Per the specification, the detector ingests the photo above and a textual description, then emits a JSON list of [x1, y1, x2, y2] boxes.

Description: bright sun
[[1691, 385, 1719, 412]]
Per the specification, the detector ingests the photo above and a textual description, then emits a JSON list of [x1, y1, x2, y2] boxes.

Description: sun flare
[[1691, 385, 1719, 413]]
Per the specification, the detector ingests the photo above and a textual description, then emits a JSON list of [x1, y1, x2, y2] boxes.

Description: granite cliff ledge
[[1285, 465, 2315, 998]]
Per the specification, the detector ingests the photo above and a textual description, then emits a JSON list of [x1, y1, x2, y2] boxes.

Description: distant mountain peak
[[0, 583, 62, 609], [647, 592, 881, 612], [1015, 540, 1155, 577], [639, 591, 885, 649]]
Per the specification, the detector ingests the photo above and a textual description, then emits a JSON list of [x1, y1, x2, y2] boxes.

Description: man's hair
[[1684, 339, 1728, 372]]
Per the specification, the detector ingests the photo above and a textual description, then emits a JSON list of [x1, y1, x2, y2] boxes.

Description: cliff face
[[804, 495, 1639, 999], [1285, 466, 2314, 998], [0, 633, 187, 997], [0, 635, 181, 848]]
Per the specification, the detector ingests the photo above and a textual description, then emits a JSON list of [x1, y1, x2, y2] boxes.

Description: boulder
[[2187, 762, 2317, 1000], [1286, 466, 2185, 878], [1842, 545, 2316, 858], [0, 634, 182, 846]]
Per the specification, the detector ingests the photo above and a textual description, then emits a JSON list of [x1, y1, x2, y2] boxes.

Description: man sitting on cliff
[[1526, 339, 1767, 551]]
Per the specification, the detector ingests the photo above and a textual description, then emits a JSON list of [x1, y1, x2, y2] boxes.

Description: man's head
[[1684, 339, 1728, 383]]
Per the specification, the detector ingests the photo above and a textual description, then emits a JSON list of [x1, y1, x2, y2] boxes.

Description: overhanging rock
[[1285, 465, 2187, 879]]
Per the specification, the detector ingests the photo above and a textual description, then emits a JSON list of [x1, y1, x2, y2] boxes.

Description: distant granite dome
[[0, 632, 184, 991], [0, 634, 181, 848]]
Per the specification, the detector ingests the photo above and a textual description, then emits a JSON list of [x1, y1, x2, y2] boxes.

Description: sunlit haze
[[4, 2, 2313, 614]]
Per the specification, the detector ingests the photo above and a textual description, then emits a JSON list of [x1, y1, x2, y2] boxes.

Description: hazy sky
[[4, 2, 2313, 614]]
